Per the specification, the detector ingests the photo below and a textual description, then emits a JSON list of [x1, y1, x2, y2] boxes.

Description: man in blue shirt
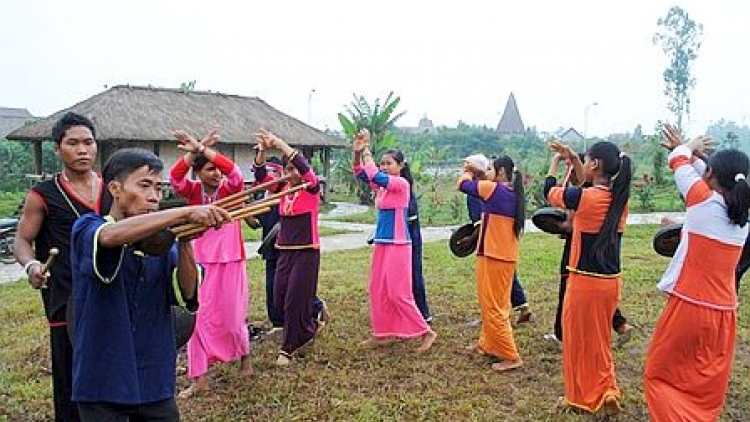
[[70, 148, 231, 421]]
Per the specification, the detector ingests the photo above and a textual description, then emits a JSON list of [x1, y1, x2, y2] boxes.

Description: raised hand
[[173, 130, 203, 153], [686, 135, 715, 154], [353, 129, 370, 152], [549, 141, 575, 160], [660, 123, 682, 151], [200, 126, 221, 148], [256, 129, 283, 150], [463, 160, 482, 174]]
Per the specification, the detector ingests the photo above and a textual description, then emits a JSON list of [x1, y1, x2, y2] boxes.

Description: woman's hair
[[383, 149, 414, 188], [587, 141, 632, 266], [492, 155, 525, 237], [191, 153, 210, 172], [708, 149, 750, 226]]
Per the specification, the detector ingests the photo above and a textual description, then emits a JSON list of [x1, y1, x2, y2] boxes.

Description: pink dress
[[169, 154, 250, 379], [354, 161, 430, 339]]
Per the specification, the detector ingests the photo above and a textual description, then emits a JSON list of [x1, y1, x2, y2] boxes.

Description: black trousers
[[78, 398, 179, 422], [554, 274, 627, 341], [50, 323, 80, 421]]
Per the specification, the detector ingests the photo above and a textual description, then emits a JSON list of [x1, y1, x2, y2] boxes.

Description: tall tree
[[653, 6, 703, 130]]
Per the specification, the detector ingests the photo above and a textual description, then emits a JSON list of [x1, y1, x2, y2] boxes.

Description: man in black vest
[[14, 112, 104, 422]]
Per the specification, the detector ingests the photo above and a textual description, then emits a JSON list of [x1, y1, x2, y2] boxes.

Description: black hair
[[191, 153, 210, 172], [707, 149, 750, 227], [492, 155, 525, 237], [103, 148, 164, 185], [383, 149, 414, 188], [587, 141, 632, 266], [51, 112, 96, 144], [267, 156, 283, 165]]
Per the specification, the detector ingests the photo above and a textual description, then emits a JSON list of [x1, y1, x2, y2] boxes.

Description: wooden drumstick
[[40, 248, 59, 274], [39, 247, 59, 289]]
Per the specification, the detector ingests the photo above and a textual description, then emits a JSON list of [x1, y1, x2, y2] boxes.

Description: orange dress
[[548, 184, 627, 413], [460, 177, 521, 361], [644, 145, 746, 421]]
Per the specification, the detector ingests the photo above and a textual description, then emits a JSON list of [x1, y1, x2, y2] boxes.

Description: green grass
[[240, 222, 350, 241], [0, 192, 24, 218], [3, 225, 750, 421]]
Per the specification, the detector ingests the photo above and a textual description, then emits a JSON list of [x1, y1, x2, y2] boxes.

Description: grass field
[[2, 225, 749, 421]]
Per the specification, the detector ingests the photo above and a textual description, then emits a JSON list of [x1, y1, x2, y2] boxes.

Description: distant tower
[[417, 115, 435, 133], [496, 92, 525, 135]]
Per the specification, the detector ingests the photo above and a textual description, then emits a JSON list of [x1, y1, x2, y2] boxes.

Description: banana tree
[[338, 92, 407, 204]]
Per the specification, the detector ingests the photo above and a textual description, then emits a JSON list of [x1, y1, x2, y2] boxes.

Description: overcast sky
[[1, 1, 748, 138]]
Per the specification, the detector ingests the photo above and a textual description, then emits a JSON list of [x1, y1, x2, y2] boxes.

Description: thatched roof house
[[8, 85, 347, 179], [0, 107, 37, 138]]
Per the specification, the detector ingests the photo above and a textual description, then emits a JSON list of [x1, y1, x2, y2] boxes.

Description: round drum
[[531, 207, 568, 235], [449, 223, 479, 258], [172, 305, 196, 350], [653, 223, 683, 257]]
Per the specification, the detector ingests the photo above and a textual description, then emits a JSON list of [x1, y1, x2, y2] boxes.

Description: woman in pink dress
[[351, 129, 437, 352], [170, 129, 252, 398]]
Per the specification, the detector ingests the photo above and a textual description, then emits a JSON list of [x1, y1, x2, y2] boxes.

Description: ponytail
[[589, 143, 632, 267], [708, 149, 750, 227], [727, 178, 750, 226], [400, 162, 414, 189], [512, 168, 526, 237]]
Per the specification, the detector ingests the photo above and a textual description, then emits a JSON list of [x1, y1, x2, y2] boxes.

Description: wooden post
[[33, 140, 43, 175]]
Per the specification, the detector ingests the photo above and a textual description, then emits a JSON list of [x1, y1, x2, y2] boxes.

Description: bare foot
[[416, 330, 438, 353], [464, 343, 486, 356], [601, 395, 623, 416], [515, 309, 535, 325], [238, 355, 253, 376], [490, 358, 523, 373], [177, 377, 209, 399], [359, 337, 395, 350], [615, 323, 635, 348]]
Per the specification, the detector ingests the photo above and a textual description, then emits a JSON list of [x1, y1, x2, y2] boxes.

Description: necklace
[[201, 182, 221, 204], [283, 190, 301, 214], [62, 170, 99, 205]]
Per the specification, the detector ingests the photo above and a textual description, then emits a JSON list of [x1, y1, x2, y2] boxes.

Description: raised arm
[[258, 129, 319, 191], [661, 124, 712, 206]]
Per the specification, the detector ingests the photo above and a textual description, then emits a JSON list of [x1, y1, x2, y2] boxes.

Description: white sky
[[1, 1, 748, 138]]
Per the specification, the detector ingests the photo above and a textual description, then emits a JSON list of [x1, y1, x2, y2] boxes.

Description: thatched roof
[[7, 85, 347, 148], [496, 92, 525, 135], [0, 107, 37, 138]]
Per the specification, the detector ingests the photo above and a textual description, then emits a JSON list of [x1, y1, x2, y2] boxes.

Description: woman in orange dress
[[544, 140, 632, 416], [644, 126, 749, 421], [457, 155, 526, 372]]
